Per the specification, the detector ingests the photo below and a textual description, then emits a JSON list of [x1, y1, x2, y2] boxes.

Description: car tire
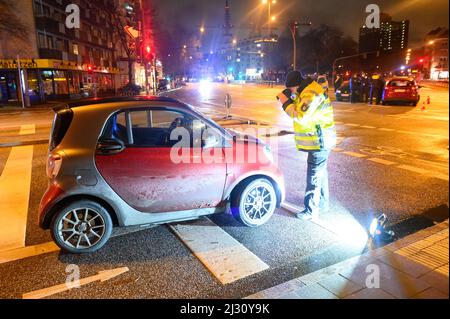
[[50, 200, 113, 254], [231, 178, 277, 227]]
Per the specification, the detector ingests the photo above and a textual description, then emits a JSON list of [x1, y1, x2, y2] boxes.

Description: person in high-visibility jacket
[[277, 71, 337, 220]]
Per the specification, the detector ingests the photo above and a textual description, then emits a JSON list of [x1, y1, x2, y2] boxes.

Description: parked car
[[335, 81, 351, 102], [40, 97, 285, 253], [382, 77, 420, 106], [158, 79, 170, 92]]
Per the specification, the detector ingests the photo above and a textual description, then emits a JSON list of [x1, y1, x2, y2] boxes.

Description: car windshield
[[186, 104, 233, 139]]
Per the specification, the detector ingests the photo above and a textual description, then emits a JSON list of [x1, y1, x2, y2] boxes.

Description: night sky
[[155, 0, 449, 48]]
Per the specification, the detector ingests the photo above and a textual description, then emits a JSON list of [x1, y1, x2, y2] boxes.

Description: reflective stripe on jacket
[[283, 81, 336, 152]]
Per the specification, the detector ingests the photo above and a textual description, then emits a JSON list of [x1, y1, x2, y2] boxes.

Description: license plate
[[341, 93, 349, 97], [395, 89, 406, 93]]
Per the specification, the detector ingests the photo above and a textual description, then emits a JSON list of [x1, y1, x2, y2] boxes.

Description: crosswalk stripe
[[19, 124, 36, 135], [0, 242, 60, 265], [0, 144, 34, 252], [368, 158, 396, 166], [342, 151, 367, 158], [170, 217, 269, 285], [397, 165, 431, 175]]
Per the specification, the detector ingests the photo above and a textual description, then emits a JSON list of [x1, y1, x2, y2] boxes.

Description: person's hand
[[277, 91, 290, 104]]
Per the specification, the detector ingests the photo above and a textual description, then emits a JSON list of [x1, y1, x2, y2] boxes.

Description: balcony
[[35, 16, 60, 34], [39, 48, 63, 60]]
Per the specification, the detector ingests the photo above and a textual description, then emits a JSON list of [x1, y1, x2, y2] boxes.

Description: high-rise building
[[359, 14, 409, 53]]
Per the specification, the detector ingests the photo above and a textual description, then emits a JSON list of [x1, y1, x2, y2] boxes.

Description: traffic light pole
[[289, 21, 311, 70]]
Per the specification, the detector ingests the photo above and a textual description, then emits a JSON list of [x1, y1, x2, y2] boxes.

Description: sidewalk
[[246, 220, 449, 299]]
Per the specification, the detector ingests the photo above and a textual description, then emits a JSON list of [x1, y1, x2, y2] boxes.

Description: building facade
[[424, 28, 449, 81], [359, 14, 409, 54], [0, 0, 139, 106]]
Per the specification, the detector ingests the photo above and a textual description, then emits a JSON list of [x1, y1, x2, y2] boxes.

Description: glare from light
[[198, 79, 213, 98]]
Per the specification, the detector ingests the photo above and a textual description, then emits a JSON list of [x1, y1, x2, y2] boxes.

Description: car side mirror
[[97, 139, 125, 155]]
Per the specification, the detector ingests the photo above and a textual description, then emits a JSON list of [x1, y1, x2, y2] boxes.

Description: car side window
[[101, 108, 224, 149]]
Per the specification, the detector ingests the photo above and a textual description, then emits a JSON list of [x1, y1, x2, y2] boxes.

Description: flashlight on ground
[[369, 213, 395, 240]]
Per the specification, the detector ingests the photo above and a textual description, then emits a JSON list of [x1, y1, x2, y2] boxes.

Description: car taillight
[[46, 154, 63, 179]]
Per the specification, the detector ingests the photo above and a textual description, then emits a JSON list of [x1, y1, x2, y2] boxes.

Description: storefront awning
[[0, 59, 119, 74]]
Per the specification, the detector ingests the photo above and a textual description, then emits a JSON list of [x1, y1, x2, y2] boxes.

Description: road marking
[[367, 158, 396, 166], [397, 165, 431, 175], [22, 267, 129, 299], [333, 147, 344, 152], [170, 217, 269, 285], [19, 124, 36, 135], [0, 242, 60, 264], [342, 151, 367, 158], [429, 172, 449, 182], [344, 123, 360, 127], [361, 125, 377, 129], [378, 128, 395, 132], [0, 145, 33, 252]]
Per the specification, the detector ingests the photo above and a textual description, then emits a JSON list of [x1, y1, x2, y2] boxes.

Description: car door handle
[[96, 140, 125, 155]]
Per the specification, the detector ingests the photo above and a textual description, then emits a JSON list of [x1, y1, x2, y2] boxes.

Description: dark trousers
[[304, 150, 330, 216], [370, 88, 381, 104]]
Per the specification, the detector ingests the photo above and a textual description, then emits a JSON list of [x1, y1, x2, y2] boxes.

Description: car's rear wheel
[[50, 200, 113, 254], [231, 178, 277, 227]]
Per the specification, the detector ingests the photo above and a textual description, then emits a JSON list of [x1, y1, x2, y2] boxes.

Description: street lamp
[[200, 26, 205, 34], [262, 0, 277, 36]]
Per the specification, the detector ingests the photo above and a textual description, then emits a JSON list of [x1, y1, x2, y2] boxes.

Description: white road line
[[397, 165, 431, 175], [23, 267, 129, 299], [19, 124, 36, 135], [344, 123, 360, 127], [361, 125, 377, 129], [342, 151, 368, 158], [367, 158, 396, 166], [170, 218, 269, 285], [0, 144, 33, 252], [0, 242, 60, 264], [378, 128, 395, 132]]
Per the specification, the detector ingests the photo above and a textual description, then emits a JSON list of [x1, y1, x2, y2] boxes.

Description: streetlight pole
[[289, 21, 311, 70]]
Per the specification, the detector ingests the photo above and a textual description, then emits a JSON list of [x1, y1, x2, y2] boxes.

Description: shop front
[[0, 59, 119, 106]]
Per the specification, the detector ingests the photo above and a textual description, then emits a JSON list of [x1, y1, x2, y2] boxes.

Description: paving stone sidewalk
[[246, 220, 449, 299]]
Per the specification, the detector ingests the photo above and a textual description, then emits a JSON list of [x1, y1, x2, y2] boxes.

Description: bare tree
[[0, 0, 29, 41]]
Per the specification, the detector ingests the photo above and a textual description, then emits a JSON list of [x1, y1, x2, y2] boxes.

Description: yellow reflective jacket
[[283, 81, 336, 152]]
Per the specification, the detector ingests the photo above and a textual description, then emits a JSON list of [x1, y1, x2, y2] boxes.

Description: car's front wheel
[[50, 200, 113, 254], [231, 178, 277, 227]]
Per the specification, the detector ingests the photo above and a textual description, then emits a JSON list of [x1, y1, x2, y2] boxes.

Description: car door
[[95, 107, 227, 213]]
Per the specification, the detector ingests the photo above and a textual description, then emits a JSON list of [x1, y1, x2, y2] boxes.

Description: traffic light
[[144, 45, 154, 62]]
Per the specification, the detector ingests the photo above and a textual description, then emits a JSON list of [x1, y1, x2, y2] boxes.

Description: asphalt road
[[0, 83, 448, 299]]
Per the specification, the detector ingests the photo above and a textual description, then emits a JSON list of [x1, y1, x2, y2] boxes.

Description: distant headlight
[[336, 90, 341, 94]]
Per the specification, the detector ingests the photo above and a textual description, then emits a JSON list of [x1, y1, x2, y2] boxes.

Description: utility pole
[[289, 21, 311, 70]]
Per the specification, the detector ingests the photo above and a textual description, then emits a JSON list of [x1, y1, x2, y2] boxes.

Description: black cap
[[285, 70, 304, 87]]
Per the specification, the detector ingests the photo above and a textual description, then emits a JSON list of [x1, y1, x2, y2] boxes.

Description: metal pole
[[268, 2, 271, 37], [17, 55, 25, 109]]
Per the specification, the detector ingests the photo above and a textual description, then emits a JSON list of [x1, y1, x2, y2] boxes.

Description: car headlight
[[336, 90, 341, 94]]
